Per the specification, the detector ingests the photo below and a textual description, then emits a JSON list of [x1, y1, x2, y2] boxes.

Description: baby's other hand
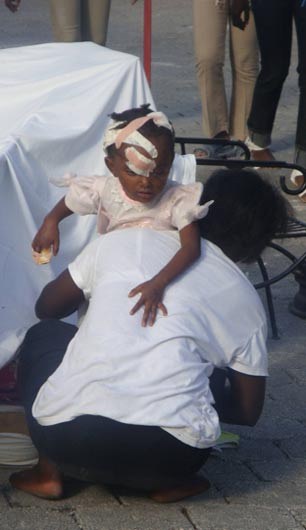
[[128, 278, 167, 327], [32, 218, 60, 256]]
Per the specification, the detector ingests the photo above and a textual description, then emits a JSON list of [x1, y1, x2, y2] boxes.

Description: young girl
[[32, 105, 213, 326]]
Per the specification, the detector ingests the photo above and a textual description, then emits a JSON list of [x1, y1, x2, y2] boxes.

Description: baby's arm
[[32, 197, 73, 256], [32, 174, 104, 260], [129, 222, 201, 326]]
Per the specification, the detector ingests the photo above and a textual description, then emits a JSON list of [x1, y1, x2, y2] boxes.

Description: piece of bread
[[32, 247, 52, 265]]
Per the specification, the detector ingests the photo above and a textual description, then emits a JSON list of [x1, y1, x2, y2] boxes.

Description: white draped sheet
[[0, 42, 155, 367]]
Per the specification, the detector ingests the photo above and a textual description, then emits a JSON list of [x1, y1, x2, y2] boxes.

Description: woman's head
[[103, 104, 175, 203], [198, 169, 290, 263]]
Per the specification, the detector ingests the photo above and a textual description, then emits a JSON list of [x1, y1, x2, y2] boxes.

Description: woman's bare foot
[[251, 148, 275, 162], [149, 475, 210, 503], [9, 456, 63, 499]]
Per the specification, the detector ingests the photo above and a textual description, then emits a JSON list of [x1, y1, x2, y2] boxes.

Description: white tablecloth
[[0, 42, 154, 367]]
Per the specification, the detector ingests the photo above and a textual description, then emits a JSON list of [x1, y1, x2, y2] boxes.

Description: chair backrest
[[175, 136, 250, 159], [174, 137, 306, 196]]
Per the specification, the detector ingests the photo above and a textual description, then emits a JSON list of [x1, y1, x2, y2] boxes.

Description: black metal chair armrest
[[175, 136, 251, 159], [194, 158, 306, 196]]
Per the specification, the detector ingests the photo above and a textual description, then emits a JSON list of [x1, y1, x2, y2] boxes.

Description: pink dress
[[62, 174, 212, 234]]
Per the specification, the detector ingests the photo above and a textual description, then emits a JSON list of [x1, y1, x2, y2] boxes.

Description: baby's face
[[106, 135, 174, 203]]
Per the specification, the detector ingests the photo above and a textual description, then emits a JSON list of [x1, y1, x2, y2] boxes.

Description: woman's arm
[[210, 368, 266, 426], [35, 269, 85, 320], [129, 222, 201, 326], [32, 197, 73, 256]]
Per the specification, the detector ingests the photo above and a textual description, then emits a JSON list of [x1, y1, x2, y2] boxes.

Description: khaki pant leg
[[229, 10, 259, 140], [193, 0, 229, 137], [82, 0, 111, 46], [49, 0, 81, 42]]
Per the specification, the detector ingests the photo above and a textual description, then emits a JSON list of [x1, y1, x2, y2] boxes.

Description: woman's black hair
[[106, 104, 175, 157], [198, 169, 290, 263]]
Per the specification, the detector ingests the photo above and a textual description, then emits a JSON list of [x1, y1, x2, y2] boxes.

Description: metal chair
[[175, 137, 306, 338]]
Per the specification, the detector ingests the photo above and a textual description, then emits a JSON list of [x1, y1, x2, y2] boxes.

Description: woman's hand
[[5, 0, 21, 13], [32, 217, 60, 256], [231, 0, 250, 30], [129, 277, 167, 327]]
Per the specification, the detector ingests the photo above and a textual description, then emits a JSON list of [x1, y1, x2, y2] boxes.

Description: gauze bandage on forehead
[[125, 146, 156, 177], [103, 111, 173, 160]]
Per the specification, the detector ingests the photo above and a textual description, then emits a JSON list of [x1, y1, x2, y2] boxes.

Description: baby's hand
[[128, 278, 167, 327], [32, 247, 52, 265], [32, 218, 60, 257]]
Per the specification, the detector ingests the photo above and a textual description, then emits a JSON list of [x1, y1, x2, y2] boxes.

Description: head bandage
[[103, 111, 174, 177], [125, 147, 156, 177]]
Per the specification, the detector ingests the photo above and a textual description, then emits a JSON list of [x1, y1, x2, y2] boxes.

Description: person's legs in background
[[229, 8, 258, 141], [49, 0, 81, 42], [290, 1, 306, 199], [48, 0, 111, 46], [247, 0, 293, 161], [193, 0, 229, 140], [82, 0, 111, 46], [294, 1, 306, 168]]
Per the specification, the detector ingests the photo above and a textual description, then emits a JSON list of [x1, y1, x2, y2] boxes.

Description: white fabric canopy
[[0, 42, 155, 368]]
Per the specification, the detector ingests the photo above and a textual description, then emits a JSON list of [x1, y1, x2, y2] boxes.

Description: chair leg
[[257, 257, 279, 339], [289, 259, 306, 319]]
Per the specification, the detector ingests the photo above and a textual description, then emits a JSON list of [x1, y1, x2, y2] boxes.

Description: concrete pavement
[[0, 1, 306, 529]]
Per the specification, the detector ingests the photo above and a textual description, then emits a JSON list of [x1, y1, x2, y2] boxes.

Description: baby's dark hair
[[198, 169, 290, 263], [106, 103, 175, 157]]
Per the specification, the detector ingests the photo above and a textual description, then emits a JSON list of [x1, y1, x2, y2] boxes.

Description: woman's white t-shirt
[[32, 228, 268, 449]]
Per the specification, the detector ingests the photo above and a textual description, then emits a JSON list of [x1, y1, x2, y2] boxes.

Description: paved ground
[[0, 1, 306, 529]]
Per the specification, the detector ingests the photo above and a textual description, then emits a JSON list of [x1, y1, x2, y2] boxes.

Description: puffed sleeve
[[50, 173, 107, 215], [170, 182, 214, 231]]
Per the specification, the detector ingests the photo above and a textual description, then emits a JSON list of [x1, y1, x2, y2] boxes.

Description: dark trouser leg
[[42, 415, 211, 491], [18, 319, 78, 453], [288, 3, 306, 317], [10, 320, 78, 498], [294, 1, 306, 165], [248, 0, 293, 147]]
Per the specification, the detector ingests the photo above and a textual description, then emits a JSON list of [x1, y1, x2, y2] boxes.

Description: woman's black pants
[[18, 319, 211, 491], [248, 0, 306, 158]]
